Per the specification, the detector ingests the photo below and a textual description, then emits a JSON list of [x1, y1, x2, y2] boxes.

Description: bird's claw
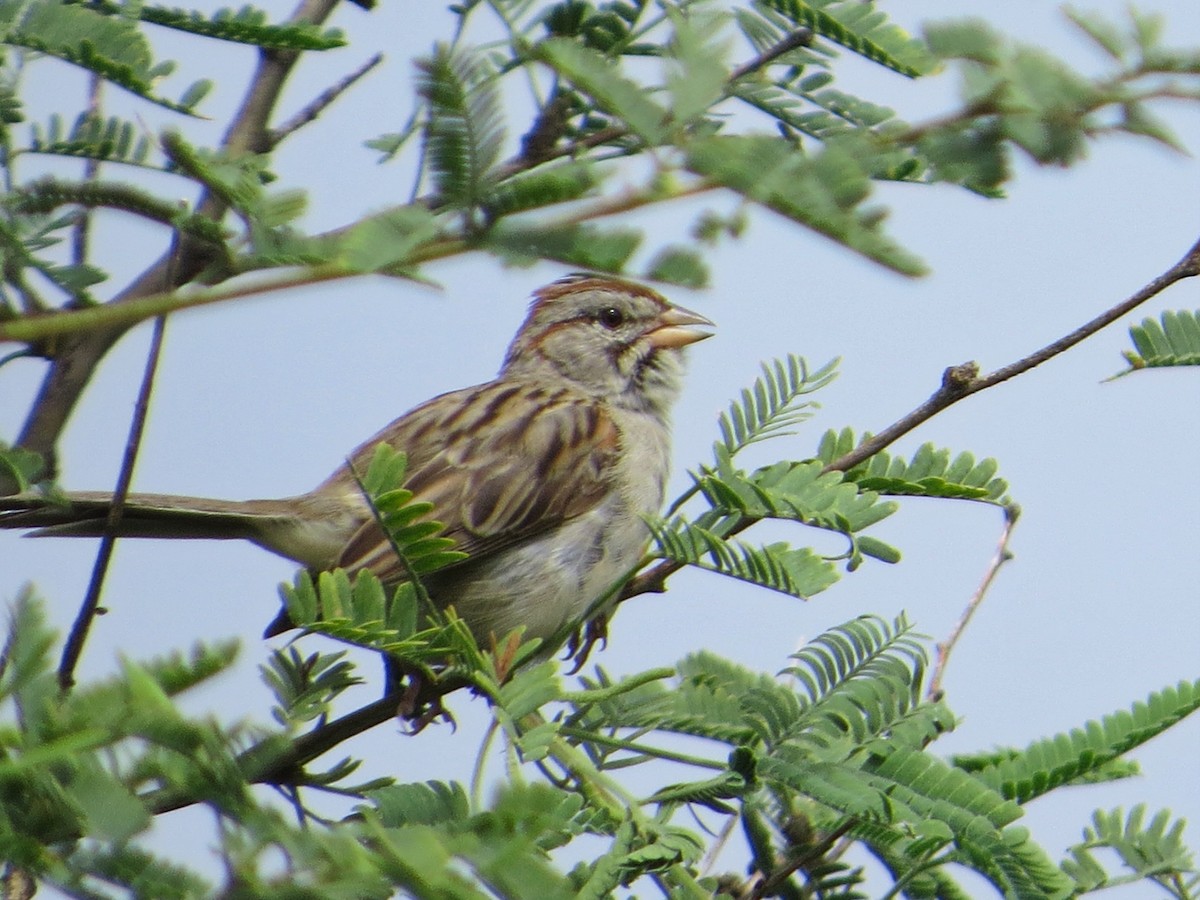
[[565, 615, 608, 675]]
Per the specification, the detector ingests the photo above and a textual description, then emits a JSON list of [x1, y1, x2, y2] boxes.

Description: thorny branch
[[267, 52, 384, 148], [824, 234, 1200, 475]]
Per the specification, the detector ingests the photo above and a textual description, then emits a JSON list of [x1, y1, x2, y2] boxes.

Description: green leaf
[[13, 176, 231, 250], [664, 9, 731, 125], [647, 516, 839, 598], [953, 677, 1200, 804], [0, 442, 46, 491], [711, 354, 838, 459], [417, 44, 505, 211], [686, 134, 926, 275], [74, 0, 346, 50], [365, 780, 470, 827], [0, 0, 209, 113], [535, 37, 668, 142], [58, 845, 213, 898], [757, 0, 938, 77], [485, 222, 641, 272], [732, 80, 910, 152], [0, 586, 57, 703], [482, 160, 600, 219], [815, 429, 1013, 505], [261, 647, 362, 728], [698, 460, 899, 537], [69, 766, 150, 842], [338, 206, 439, 273], [498, 660, 562, 720], [1061, 806, 1195, 893], [1064, 8, 1128, 61], [1115, 309, 1200, 375], [26, 112, 160, 170], [641, 246, 708, 288]]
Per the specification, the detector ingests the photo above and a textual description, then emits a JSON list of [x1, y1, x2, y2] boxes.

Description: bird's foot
[[565, 615, 608, 675]]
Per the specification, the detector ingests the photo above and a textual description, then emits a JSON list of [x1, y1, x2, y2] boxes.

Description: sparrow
[[1, 275, 714, 651]]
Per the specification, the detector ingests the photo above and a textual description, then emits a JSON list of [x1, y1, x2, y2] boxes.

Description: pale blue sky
[[2, 1, 1198, 894]]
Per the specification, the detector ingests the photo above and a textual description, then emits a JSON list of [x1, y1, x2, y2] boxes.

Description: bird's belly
[[432, 503, 651, 647]]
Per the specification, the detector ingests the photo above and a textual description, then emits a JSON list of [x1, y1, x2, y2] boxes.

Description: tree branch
[[267, 52, 384, 149], [147, 677, 468, 816], [56, 315, 167, 692], [496, 28, 814, 179], [824, 234, 1200, 474], [11, 0, 351, 480], [621, 232, 1200, 604]]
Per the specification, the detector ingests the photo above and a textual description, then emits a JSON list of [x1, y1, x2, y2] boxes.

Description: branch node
[[941, 361, 979, 393], [1176, 233, 1200, 277]]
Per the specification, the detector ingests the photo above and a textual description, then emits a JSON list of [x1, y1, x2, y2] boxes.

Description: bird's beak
[[647, 305, 715, 349]]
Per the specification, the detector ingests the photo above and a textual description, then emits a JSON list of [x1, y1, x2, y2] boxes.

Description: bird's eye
[[595, 306, 625, 329]]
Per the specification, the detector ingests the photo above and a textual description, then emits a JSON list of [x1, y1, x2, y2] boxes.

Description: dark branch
[[57, 314, 167, 692], [495, 28, 815, 180], [12, 0, 351, 480], [730, 28, 814, 82], [147, 672, 471, 816], [824, 233, 1200, 474], [267, 52, 384, 149]]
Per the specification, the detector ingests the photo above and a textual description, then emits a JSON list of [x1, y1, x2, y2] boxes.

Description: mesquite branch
[[618, 232, 1200, 603], [10, 0, 350, 480]]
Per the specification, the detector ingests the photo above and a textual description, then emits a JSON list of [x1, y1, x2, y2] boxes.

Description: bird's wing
[[328, 380, 620, 584]]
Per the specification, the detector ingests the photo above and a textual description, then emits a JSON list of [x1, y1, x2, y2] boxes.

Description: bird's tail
[[0, 491, 297, 544]]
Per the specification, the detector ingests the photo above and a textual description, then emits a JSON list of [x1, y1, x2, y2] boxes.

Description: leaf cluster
[[1, 1, 1199, 897], [1116, 308, 1200, 375], [2, 1, 1196, 338]]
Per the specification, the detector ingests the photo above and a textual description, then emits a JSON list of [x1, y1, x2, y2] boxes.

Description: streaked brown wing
[[327, 380, 619, 584]]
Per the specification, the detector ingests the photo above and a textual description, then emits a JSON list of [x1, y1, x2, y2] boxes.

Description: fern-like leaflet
[[1116, 308, 1200, 375], [1061, 805, 1195, 894], [279, 444, 468, 664], [646, 515, 839, 599], [417, 45, 505, 217], [952, 677, 1200, 804], [816, 427, 1012, 504], [714, 354, 839, 461]]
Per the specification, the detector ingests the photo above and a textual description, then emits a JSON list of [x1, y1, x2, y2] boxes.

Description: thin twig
[[749, 820, 855, 899], [56, 314, 167, 692], [267, 52, 384, 148], [147, 692, 401, 815], [495, 28, 814, 180], [926, 505, 1020, 702], [729, 28, 814, 82], [147, 674, 468, 815], [0, 179, 721, 346], [826, 234, 1200, 475], [700, 815, 740, 876], [0, 263, 352, 345]]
